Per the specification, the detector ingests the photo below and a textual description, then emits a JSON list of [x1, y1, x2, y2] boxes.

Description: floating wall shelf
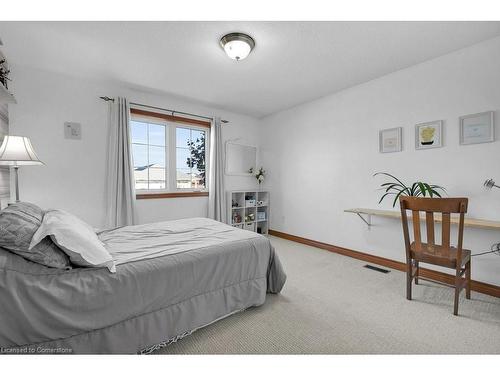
[[345, 207, 500, 230]]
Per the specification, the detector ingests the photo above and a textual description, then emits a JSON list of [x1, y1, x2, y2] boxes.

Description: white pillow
[[30, 209, 116, 273]]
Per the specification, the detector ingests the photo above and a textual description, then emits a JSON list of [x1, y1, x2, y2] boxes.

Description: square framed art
[[415, 120, 442, 150], [459, 111, 495, 145], [379, 127, 402, 153]]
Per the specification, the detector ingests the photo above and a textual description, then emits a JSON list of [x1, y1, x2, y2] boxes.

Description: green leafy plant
[[374, 172, 446, 207]]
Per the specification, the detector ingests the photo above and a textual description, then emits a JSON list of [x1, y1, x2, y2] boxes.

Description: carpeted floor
[[155, 236, 500, 354]]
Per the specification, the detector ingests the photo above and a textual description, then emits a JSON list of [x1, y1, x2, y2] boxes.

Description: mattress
[[0, 218, 286, 354]]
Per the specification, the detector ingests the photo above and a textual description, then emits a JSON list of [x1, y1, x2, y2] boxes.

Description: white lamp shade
[[0, 135, 43, 166]]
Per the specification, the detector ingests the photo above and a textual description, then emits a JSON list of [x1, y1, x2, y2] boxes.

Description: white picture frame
[[415, 120, 443, 150], [459, 111, 495, 145], [379, 127, 402, 153]]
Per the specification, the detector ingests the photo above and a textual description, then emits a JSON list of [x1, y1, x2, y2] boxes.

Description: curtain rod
[[99, 96, 229, 124]]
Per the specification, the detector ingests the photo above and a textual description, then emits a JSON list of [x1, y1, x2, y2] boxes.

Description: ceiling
[[1, 21, 500, 118]]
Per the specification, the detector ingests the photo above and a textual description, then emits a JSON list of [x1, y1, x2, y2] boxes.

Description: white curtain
[[105, 97, 136, 228], [208, 117, 226, 223]]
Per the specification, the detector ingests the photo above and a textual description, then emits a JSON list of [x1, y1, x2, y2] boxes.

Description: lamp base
[[13, 166, 20, 203]]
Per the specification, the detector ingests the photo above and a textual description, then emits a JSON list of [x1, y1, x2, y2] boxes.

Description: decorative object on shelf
[[415, 120, 442, 150], [232, 212, 242, 224], [257, 211, 266, 221], [232, 199, 239, 207], [0, 136, 44, 202], [257, 200, 265, 206], [245, 213, 255, 222], [459, 111, 494, 145], [379, 127, 402, 153], [255, 167, 266, 184], [245, 197, 256, 206], [484, 178, 500, 190], [0, 59, 10, 90], [374, 172, 446, 207]]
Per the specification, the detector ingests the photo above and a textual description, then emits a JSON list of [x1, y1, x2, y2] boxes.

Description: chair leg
[[466, 260, 471, 300], [453, 270, 461, 316], [406, 263, 412, 301], [414, 261, 419, 285]]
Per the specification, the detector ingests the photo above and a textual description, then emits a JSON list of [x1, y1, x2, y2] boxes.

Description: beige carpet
[[155, 236, 500, 354]]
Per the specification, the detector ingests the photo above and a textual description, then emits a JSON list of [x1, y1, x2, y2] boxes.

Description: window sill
[[136, 191, 209, 200]]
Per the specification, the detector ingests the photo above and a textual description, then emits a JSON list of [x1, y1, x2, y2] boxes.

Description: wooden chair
[[399, 196, 471, 315]]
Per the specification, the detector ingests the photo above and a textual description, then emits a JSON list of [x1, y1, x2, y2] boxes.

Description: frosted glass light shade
[[220, 33, 255, 61], [0, 136, 43, 166]]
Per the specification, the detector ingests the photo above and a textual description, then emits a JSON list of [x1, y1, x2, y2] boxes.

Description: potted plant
[[374, 172, 446, 207]]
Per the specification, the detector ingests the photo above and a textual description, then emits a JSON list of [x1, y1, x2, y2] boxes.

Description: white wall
[[259, 36, 500, 286], [8, 66, 261, 228]]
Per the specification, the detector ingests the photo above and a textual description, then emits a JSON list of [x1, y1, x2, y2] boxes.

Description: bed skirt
[[15, 277, 267, 354]]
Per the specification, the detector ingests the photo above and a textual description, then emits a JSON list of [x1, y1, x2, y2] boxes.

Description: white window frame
[[131, 114, 210, 195]]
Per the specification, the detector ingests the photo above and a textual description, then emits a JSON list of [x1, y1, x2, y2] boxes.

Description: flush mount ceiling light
[[220, 32, 255, 61]]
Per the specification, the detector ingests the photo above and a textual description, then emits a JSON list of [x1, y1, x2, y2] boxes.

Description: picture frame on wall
[[459, 111, 495, 145], [379, 127, 402, 153], [415, 120, 443, 150]]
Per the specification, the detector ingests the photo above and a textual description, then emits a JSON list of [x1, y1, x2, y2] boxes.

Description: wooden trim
[[130, 108, 211, 128], [136, 191, 209, 199], [268, 229, 500, 298]]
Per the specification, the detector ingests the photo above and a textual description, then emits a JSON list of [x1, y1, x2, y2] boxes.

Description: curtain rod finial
[[99, 96, 115, 102]]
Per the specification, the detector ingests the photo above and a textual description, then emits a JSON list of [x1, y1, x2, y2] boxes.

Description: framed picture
[[415, 120, 442, 150], [459, 111, 495, 145], [379, 127, 402, 153]]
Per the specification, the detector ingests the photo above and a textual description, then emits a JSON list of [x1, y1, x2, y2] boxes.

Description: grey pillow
[[0, 202, 72, 269]]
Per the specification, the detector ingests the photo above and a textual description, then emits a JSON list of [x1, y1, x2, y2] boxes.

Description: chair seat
[[410, 242, 471, 269]]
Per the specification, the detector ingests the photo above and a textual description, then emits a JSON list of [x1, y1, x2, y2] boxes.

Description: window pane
[[176, 127, 190, 148], [130, 121, 147, 144], [148, 167, 166, 189], [149, 124, 165, 146], [188, 130, 206, 188], [191, 130, 205, 144], [149, 146, 166, 167], [192, 169, 205, 189], [132, 144, 148, 168], [176, 168, 192, 189], [176, 147, 191, 169], [133, 166, 149, 190]]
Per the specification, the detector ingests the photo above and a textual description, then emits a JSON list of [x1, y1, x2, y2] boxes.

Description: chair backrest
[[399, 196, 468, 270]]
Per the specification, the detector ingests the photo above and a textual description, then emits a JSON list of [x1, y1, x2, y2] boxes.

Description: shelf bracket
[[356, 213, 372, 228]]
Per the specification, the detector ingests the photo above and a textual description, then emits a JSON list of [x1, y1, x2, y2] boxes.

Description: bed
[[0, 217, 286, 354]]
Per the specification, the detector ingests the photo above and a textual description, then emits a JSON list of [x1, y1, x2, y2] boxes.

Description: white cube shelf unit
[[228, 190, 269, 235]]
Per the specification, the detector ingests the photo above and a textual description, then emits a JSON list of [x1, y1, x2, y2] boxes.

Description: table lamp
[[0, 135, 43, 202]]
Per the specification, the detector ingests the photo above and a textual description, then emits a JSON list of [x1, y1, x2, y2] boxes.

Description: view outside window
[[130, 118, 207, 191], [130, 120, 166, 190], [176, 127, 206, 189]]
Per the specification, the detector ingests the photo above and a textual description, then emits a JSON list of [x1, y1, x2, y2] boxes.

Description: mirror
[[225, 141, 257, 176]]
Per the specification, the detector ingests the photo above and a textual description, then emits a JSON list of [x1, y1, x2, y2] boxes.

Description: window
[[130, 110, 209, 197]]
